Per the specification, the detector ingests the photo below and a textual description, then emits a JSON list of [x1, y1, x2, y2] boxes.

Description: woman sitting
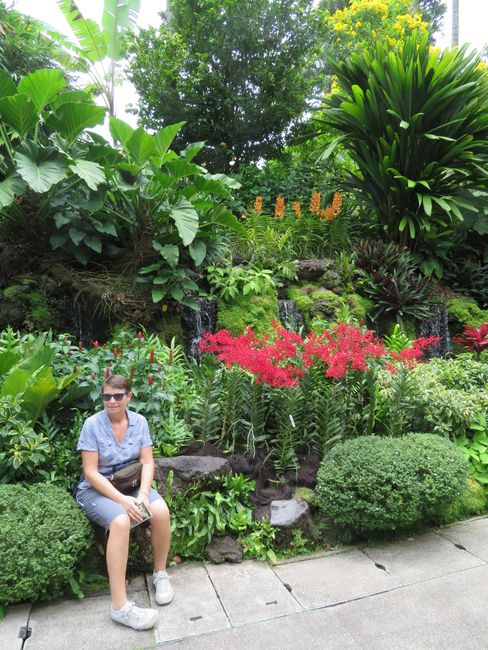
[[75, 374, 173, 631]]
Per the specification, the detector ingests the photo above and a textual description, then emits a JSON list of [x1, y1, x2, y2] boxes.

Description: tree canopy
[[124, 0, 320, 172]]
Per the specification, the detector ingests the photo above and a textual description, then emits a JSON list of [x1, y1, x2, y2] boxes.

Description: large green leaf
[[17, 69, 66, 112], [58, 0, 107, 62], [109, 116, 134, 150], [153, 241, 179, 268], [153, 122, 186, 161], [0, 71, 16, 99], [1, 368, 30, 398], [21, 367, 60, 423], [169, 196, 199, 246], [102, 0, 141, 60], [0, 350, 21, 375], [0, 94, 37, 138], [69, 159, 106, 190], [48, 103, 107, 144], [14, 143, 67, 193], [126, 127, 155, 165], [189, 240, 207, 266], [0, 172, 26, 209]]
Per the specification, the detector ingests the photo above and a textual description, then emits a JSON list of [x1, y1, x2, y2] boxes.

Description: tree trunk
[[451, 0, 459, 47]]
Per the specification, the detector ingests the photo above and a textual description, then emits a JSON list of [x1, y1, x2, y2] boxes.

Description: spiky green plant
[[322, 32, 488, 250]]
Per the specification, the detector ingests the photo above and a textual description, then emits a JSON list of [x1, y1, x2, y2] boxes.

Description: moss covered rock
[[286, 282, 373, 327], [1, 276, 61, 331], [216, 292, 278, 337], [447, 296, 488, 330]]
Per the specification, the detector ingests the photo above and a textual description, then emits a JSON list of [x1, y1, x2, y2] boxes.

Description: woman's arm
[[81, 450, 144, 522], [137, 445, 155, 504]]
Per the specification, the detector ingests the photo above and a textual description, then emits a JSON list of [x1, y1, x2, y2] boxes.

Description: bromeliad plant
[[452, 323, 488, 359]]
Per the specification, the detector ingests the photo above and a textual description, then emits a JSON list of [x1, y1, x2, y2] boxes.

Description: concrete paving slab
[[147, 606, 361, 650], [273, 549, 401, 609], [146, 563, 230, 643], [0, 603, 31, 650], [438, 516, 488, 562], [205, 560, 302, 626], [24, 591, 156, 650], [335, 564, 488, 649], [363, 531, 483, 585]]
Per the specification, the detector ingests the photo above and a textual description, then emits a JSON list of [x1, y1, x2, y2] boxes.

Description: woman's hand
[[118, 494, 144, 523]]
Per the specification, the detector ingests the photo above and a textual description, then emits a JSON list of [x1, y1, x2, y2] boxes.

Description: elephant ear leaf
[[169, 197, 199, 246], [0, 95, 37, 138], [14, 144, 67, 193], [17, 69, 66, 112], [0, 172, 26, 209]]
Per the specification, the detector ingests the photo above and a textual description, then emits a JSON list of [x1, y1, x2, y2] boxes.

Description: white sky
[[10, 0, 488, 129]]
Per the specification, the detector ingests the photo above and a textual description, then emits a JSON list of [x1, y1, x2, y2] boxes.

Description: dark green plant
[[206, 263, 276, 301], [124, 0, 320, 172], [316, 433, 467, 535], [354, 239, 436, 326], [456, 413, 488, 487], [164, 472, 258, 559], [322, 32, 488, 253], [0, 483, 93, 605]]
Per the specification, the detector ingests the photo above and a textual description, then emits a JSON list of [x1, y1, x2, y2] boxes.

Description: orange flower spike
[[253, 195, 263, 213], [331, 192, 342, 218], [274, 195, 285, 219], [291, 201, 302, 218], [309, 191, 321, 215]]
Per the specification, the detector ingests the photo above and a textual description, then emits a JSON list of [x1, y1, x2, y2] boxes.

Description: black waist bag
[[108, 462, 142, 494]]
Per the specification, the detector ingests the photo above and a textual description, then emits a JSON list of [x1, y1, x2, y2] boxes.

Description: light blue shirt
[[75, 409, 152, 496]]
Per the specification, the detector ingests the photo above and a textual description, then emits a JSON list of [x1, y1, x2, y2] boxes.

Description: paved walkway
[[3, 516, 488, 650]]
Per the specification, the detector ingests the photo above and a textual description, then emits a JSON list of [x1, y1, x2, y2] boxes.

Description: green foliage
[[53, 0, 141, 116], [0, 2, 65, 80], [354, 240, 436, 326], [0, 395, 50, 483], [286, 283, 372, 328], [456, 414, 488, 487], [316, 434, 467, 535], [125, 0, 320, 171], [323, 32, 488, 257], [207, 263, 276, 301], [384, 323, 414, 352], [377, 357, 488, 439], [164, 472, 260, 559], [0, 482, 93, 605]]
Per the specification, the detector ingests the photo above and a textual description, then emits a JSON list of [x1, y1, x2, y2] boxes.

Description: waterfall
[[181, 297, 218, 361], [278, 300, 303, 332], [418, 305, 452, 358]]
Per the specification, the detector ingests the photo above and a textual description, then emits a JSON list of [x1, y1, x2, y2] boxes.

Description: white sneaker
[[153, 570, 174, 605], [111, 601, 159, 630]]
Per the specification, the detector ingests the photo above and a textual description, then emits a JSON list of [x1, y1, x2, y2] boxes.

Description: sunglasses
[[101, 392, 128, 402]]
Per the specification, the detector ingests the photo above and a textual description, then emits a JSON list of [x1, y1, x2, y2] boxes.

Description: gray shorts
[[75, 487, 163, 529]]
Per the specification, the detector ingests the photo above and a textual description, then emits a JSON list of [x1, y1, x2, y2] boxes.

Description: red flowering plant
[[452, 323, 488, 359], [199, 322, 440, 440]]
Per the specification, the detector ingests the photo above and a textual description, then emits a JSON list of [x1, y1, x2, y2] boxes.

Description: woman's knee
[[109, 513, 131, 535], [150, 499, 170, 522]]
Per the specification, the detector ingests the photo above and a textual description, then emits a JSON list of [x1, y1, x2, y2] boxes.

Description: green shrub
[[216, 292, 278, 337], [0, 483, 93, 606], [431, 477, 487, 526], [377, 358, 488, 439], [316, 434, 467, 535]]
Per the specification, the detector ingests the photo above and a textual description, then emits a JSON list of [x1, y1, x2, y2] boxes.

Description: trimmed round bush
[[316, 434, 467, 535], [0, 483, 93, 606]]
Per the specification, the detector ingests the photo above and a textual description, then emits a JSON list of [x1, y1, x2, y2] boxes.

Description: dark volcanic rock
[[154, 456, 231, 493], [297, 259, 334, 280], [205, 535, 243, 564], [270, 498, 319, 544]]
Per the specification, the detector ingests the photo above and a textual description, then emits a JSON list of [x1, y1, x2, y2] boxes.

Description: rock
[[154, 456, 231, 493], [252, 504, 271, 522], [297, 259, 334, 280], [205, 536, 243, 564], [320, 269, 342, 290], [270, 498, 319, 545]]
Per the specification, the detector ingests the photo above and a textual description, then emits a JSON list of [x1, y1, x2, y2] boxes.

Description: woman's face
[[101, 384, 132, 418]]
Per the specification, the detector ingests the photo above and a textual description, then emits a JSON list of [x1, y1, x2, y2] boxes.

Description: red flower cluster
[[302, 323, 386, 378], [199, 323, 304, 388], [199, 322, 440, 387]]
